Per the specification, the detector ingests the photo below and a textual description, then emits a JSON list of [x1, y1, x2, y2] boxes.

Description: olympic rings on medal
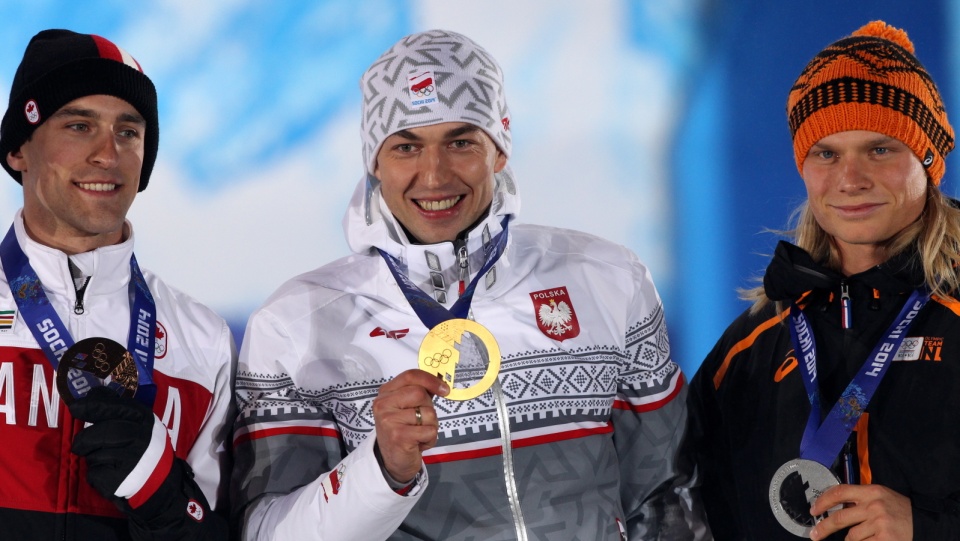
[[418, 319, 501, 401]]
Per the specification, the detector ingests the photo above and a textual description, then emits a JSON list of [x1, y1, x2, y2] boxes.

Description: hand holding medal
[[372, 369, 450, 483], [807, 484, 914, 540], [373, 221, 509, 484]]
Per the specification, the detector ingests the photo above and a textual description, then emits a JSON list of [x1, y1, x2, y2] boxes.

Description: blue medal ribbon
[[788, 288, 927, 469], [378, 219, 508, 328], [0, 224, 157, 406]]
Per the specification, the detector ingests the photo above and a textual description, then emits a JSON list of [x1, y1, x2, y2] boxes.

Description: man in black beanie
[[0, 29, 235, 540]]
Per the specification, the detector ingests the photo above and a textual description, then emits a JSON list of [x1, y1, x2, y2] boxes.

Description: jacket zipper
[[493, 377, 528, 541], [67, 263, 89, 539], [839, 281, 852, 330], [73, 276, 90, 315], [456, 242, 468, 296], [455, 241, 527, 539]]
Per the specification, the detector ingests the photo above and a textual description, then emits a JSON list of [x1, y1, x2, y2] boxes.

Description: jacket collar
[[13, 209, 135, 299], [764, 240, 925, 302], [376, 210, 511, 308], [343, 166, 520, 306]]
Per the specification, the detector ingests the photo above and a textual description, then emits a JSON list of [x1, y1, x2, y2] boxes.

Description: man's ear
[[6, 148, 26, 173], [494, 150, 507, 173]]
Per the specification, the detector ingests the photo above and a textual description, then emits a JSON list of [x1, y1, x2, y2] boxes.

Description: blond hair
[[742, 184, 960, 313]]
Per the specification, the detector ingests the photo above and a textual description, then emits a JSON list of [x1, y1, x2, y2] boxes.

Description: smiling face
[[374, 122, 507, 244], [802, 129, 929, 275], [7, 94, 145, 255]]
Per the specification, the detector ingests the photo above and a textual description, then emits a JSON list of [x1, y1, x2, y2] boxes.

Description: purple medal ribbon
[[0, 224, 157, 406], [378, 219, 508, 328], [787, 288, 927, 469]]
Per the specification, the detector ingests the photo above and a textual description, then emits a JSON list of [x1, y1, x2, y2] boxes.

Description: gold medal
[[418, 318, 501, 401]]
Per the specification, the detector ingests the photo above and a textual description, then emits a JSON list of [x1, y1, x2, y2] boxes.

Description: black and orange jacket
[[689, 241, 960, 540]]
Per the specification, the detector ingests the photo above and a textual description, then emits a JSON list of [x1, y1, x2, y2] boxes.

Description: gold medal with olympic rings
[[418, 318, 501, 401]]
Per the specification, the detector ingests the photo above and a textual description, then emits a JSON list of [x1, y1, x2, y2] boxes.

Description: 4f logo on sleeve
[[530, 286, 580, 342], [321, 464, 347, 503]]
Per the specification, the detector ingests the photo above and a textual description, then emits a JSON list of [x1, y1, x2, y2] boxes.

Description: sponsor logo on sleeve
[[321, 463, 347, 503], [370, 326, 409, 339]]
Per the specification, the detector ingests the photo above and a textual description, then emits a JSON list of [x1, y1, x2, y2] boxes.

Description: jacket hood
[[342, 165, 521, 256]]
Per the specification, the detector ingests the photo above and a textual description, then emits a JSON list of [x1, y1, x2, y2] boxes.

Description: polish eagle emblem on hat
[[530, 286, 580, 341]]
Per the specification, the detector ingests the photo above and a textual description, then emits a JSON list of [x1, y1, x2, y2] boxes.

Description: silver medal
[[768, 458, 842, 538]]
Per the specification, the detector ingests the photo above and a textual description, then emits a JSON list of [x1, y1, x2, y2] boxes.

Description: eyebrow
[[53, 107, 146, 125], [812, 135, 897, 150], [391, 125, 483, 141], [867, 135, 896, 146]]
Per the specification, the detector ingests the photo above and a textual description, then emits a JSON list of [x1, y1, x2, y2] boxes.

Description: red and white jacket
[[0, 210, 236, 540]]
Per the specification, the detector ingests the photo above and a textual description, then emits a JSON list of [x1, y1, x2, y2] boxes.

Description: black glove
[[70, 387, 228, 540], [70, 386, 168, 503]]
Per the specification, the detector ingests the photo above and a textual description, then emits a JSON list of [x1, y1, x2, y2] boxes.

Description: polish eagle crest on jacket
[[530, 286, 580, 341]]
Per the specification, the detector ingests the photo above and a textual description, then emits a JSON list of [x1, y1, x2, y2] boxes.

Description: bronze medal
[[55, 337, 139, 404], [418, 318, 501, 401]]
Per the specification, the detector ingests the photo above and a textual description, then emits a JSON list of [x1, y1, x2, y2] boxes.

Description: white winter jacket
[[234, 168, 708, 540]]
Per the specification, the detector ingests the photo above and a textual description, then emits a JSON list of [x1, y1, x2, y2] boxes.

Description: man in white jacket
[[233, 29, 709, 541], [0, 29, 235, 540]]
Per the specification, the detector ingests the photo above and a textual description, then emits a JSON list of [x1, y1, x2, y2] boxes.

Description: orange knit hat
[[787, 21, 955, 184]]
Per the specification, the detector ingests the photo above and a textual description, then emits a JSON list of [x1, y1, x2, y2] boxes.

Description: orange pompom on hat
[[787, 20, 955, 184]]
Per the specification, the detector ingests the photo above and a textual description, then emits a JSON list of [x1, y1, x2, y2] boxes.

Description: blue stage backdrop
[[0, 0, 956, 377]]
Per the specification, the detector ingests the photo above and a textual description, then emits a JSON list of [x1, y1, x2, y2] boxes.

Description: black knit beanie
[[0, 29, 159, 192]]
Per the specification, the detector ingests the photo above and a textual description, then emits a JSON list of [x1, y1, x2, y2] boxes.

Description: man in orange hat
[[689, 20, 959, 540]]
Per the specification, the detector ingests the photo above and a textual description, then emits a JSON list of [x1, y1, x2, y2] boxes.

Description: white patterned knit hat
[[360, 29, 512, 175]]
